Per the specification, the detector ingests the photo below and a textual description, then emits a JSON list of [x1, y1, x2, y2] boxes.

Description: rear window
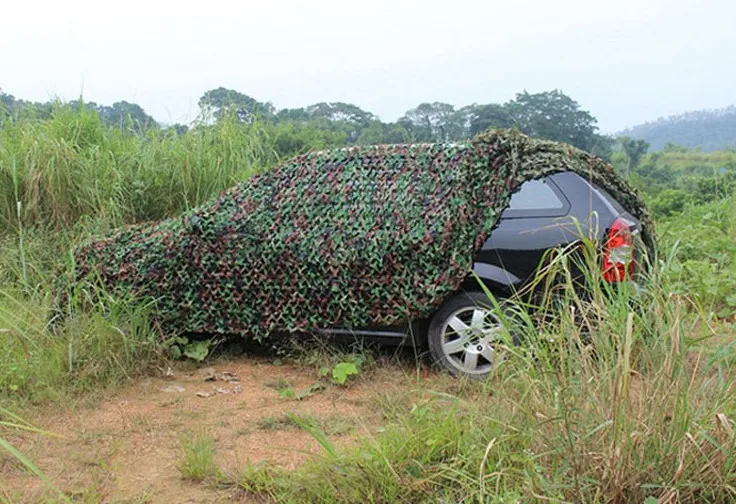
[[507, 179, 564, 210], [501, 178, 570, 219]]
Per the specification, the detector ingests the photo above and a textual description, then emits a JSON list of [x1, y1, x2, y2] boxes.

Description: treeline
[[1, 87, 614, 158], [0, 92, 157, 131], [3, 84, 735, 233], [619, 106, 736, 152]]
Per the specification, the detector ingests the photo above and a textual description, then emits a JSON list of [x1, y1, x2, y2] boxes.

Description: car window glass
[[507, 179, 563, 210]]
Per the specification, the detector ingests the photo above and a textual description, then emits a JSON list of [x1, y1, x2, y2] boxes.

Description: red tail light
[[603, 218, 635, 283]]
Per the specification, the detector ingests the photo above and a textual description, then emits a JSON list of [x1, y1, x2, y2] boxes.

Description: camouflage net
[[66, 130, 653, 338]]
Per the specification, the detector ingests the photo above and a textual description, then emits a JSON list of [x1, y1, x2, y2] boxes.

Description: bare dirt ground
[[1, 357, 418, 503]]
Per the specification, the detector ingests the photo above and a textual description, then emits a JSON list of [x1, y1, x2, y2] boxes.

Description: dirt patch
[[1, 357, 409, 503]]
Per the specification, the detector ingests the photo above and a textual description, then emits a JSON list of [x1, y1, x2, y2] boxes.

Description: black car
[[317, 171, 643, 378]]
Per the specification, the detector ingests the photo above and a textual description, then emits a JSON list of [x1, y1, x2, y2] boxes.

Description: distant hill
[[619, 107, 736, 152]]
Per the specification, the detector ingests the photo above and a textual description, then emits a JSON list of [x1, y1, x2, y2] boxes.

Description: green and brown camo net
[[65, 129, 654, 338]]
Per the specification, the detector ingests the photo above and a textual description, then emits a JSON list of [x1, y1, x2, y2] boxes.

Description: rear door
[[475, 177, 573, 289]]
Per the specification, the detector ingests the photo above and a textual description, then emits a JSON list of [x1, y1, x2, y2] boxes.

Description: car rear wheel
[[427, 291, 509, 379]]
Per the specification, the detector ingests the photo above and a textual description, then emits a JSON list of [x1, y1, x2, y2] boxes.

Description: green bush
[[649, 188, 694, 217], [658, 194, 736, 318]]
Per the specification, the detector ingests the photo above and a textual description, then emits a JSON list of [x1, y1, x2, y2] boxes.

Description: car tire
[[427, 291, 511, 379]]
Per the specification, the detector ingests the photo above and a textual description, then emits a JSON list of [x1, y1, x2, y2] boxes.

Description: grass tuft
[[178, 429, 218, 482]]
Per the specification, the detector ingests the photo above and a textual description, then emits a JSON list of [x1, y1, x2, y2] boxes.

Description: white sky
[[2, 0, 735, 132]]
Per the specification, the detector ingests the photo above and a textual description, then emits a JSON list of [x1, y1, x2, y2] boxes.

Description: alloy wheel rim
[[440, 305, 503, 375]]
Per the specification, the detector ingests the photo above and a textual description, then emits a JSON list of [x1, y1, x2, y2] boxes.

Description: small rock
[[215, 387, 231, 395], [160, 384, 185, 393], [196, 391, 212, 398], [233, 385, 242, 394], [200, 367, 217, 381]]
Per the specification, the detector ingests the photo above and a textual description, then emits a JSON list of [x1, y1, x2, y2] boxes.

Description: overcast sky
[[3, 0, 735, 132]]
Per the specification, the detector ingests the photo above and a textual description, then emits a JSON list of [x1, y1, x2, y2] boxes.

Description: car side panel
[[474, 215, 574, 291]]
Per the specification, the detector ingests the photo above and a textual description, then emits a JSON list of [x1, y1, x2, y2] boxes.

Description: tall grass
[[0, 103, 277, 233], [0, 284, 162, 403], [0, 105, 279, 403], [233, 240, 736, 502], [0, 106, 287, 407], [0, 229, 164, 403]]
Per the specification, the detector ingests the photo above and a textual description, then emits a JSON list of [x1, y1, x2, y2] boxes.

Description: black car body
[[471, 171, 642, 294]]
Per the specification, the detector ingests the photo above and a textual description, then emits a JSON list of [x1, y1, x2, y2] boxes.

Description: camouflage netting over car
[[63, 129, 654, 338]]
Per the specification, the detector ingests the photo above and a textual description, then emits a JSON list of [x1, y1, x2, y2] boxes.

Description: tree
[[506, 90, 600, 151], [0, 88, 15, 114], [275, 102, 376, 143], [271, 121, 345, 157], [304, 102, 375, 125], [170, 123, 190, 135], [275, 107, 311, 122], [303, 102, 376, 142], [399, 102, 462, 142], [382, 122, 411, 144], [356, 120, 386, 145], [587, 134, 616, 161], [198, 88, 275, 123], [663, 142, 689, 153], [96, 101, 157, 129], [0, 89, 53, 119], [467, 103, 516, 135], [618, 136, 650, 171]]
